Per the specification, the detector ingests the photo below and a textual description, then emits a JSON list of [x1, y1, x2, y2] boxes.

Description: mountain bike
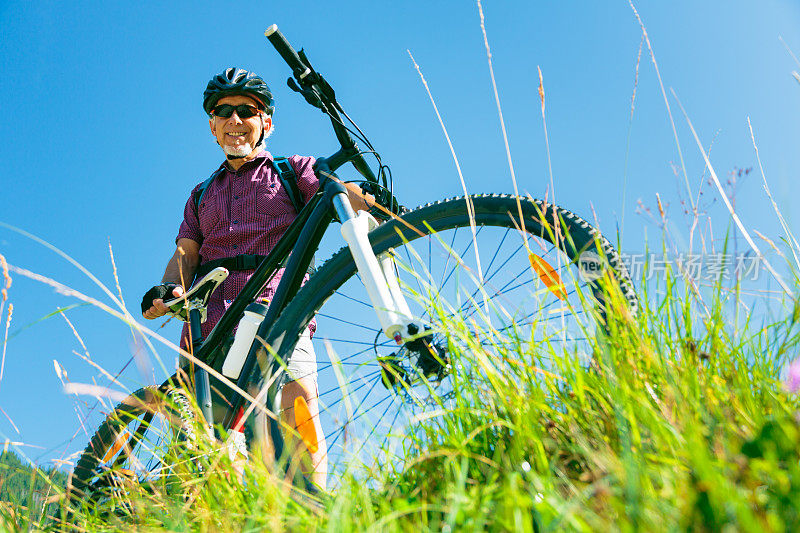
[[67, 25, 638, 508]]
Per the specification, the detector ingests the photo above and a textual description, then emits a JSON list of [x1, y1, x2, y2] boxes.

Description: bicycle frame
[[181, 171, 351, 431], [184, 26, 403, 457]]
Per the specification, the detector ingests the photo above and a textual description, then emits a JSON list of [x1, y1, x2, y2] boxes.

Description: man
[[141, 67, 368, 488]]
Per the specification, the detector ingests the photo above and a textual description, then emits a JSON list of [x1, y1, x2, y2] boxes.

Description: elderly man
[[141, 67, 367, 488]]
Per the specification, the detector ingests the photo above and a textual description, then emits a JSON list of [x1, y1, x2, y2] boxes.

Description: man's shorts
[[199, 329, 318, 424], [284, 329, 318, 384], [182, 328, 318, 385]]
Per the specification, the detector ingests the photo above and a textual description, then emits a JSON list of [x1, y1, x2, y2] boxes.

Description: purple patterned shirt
[[176, 150, 319, 344]]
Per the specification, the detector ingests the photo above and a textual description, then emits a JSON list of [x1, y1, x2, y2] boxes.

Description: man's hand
[[141, 283, 184, 319], [342, 180, 400, 221]]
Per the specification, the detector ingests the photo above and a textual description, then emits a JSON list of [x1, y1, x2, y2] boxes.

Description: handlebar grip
[[264, 24, 312, 80]]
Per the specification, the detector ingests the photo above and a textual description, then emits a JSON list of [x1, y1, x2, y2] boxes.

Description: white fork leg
[[378, 249, 413, 320], [332, 193, 416, 342]]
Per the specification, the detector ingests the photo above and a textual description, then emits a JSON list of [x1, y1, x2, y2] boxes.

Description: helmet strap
[[256, 114, 267, 146]]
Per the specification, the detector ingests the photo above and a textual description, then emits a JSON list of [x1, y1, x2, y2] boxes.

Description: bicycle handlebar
[[265, 25, 380, 185], [265, 25, 311, 81]]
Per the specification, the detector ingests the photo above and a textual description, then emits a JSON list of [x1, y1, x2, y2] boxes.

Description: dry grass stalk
[[406, 50, 484, 284], [670, 88, 791, 295], [476, 0, 530, 251], [0, 304, 11, 385], [627, 0, 693, 213], [747, 117, 800, 271]]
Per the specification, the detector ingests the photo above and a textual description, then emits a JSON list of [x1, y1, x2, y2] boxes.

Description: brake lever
[[298, 48, 337, 102], [287, 77, 326, 110], [287, 77, 302, 94], [361, 181, 401, 216]]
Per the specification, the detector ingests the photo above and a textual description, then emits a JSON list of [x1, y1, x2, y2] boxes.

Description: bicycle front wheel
[[263, 194, 637, 485]]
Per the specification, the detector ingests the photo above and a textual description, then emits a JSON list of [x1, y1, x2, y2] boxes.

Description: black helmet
[[203, 68, 274, 116]]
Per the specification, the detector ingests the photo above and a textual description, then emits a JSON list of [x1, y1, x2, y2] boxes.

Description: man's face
[[208, 95, 273, 157]]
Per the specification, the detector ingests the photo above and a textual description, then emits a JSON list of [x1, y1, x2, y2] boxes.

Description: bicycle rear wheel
[[68, 381, 196, 513], [261, 194, 637, 485]]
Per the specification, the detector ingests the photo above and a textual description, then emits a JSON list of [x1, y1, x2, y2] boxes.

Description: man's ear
[[209, 117, 216, 136], [262, 115, 273, 134]]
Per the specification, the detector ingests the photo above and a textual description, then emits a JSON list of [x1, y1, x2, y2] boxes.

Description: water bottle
[[222, 302, 268, 379]]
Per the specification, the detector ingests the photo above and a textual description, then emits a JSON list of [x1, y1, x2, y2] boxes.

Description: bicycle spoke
[[437, 224, 459, 289], [481, 227, 512, 279], [319, 370, 382, 403], [402, 241, 426, 298], [375, 406, 404, 460], [439, 225, 486, 290], [317, 313, 381, 332], [319, 337, 384, 347], [349, 393, 398, 463], [326, 385, 392, 453], [333, 290, 375, 309]]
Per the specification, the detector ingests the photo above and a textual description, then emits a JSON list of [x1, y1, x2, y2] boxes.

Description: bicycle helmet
[[203, 68, 274, 116]]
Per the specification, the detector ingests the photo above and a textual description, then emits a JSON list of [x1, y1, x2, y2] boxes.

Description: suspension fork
[[331, 193, 417, 343]]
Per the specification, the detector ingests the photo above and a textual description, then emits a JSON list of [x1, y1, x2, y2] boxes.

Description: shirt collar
[[219, 150, 273, 173]]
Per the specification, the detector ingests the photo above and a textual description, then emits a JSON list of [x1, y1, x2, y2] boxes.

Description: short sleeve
[[176, 183, 203, 245], [288, 155, 319, 204]]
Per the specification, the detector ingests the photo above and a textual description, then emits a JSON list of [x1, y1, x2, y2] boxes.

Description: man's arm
[[161, 238, 201, 286], [142, 238, 200, 319]]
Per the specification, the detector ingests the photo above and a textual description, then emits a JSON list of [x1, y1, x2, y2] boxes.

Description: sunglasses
[[211, 104, 261, 119]]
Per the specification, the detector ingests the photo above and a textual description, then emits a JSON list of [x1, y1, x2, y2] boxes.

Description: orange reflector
[[102, 430, 131, 462], [294, 396, 319, 454], [528, 253, 567, 301]]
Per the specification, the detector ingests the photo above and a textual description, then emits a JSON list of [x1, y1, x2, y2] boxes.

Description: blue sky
[[1, 0, 799, 467]]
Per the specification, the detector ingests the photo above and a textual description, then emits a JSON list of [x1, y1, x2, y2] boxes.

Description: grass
[[2, 229, 800, 532]]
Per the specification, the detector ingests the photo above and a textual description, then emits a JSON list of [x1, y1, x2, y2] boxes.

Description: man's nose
[[227, 111, 244, 124]]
